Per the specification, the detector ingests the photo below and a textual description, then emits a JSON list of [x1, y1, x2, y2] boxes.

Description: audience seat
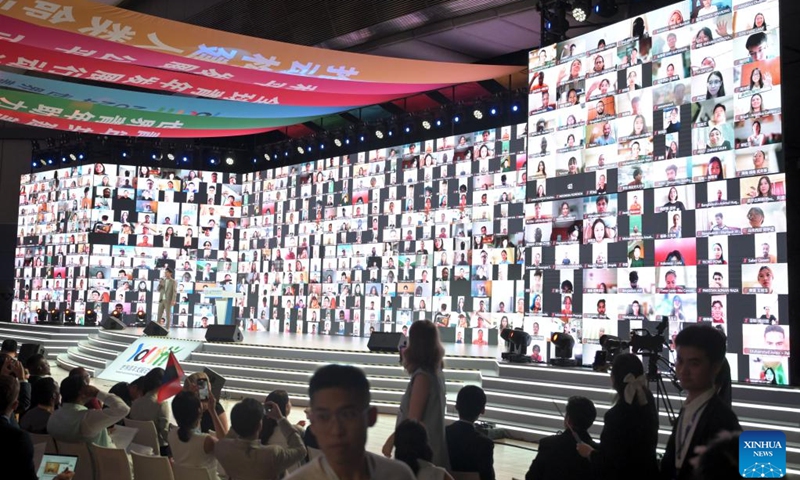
[[54, 440, 95, 480], [88, 443, 132, 480], [123, 418, 161, 455], [28, 432, 58, 455], [132, 451, 174, 480]]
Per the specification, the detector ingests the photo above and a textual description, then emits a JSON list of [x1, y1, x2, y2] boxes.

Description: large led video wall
[[11, 0, 788, 385], [527, 0, 788, 384], [15, 164, 243, 330]]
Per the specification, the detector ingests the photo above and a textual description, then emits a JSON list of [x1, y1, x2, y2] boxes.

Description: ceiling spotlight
[[375, 129, 384, 139], [296, 144, 305, 154], [151, 149, 163, 161], [225, 156, 235, 165], [422, 119, 432, 130], [166, 149, 176, 161], [473, 108, 483, 120], [263, 151, 270, 161], [334, 137, 343, 147], [68, 152, 77, 161], [572, 0, 591, 22]]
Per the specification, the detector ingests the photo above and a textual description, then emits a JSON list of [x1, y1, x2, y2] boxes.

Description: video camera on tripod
[[593, 316, 680, 424]]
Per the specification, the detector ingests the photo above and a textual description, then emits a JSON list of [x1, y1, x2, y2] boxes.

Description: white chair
[[123, 418, 161, 455], [88, 443, 132, 480], [131, 451, 174, 480], [28, 432, 58, 454], [53, 440, 95, 480], [172, 464, 217, 480]]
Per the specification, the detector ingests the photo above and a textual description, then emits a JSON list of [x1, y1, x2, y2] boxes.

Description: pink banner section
[[0, 17, 455, 96], [0, 0, 522, 85], [0, 110, 277, 138], [0, 42, 404, 107]]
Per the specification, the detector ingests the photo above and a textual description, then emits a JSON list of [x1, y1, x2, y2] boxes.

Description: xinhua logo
[[739, 430, 786, 478]]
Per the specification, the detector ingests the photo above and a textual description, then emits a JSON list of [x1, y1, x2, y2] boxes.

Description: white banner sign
[[98, 337, 201, 383]]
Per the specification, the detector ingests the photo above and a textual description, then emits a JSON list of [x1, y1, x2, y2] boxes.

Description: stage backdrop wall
[[11, 0, 789, 385]]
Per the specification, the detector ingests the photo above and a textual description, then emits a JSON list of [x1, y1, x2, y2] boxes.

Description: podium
[[202, 287, 244, 326]]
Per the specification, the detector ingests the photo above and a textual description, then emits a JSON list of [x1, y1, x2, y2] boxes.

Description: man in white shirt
[[288, 365, 414, 480], [661, 325, 740, 480], [47, 375, 130, 448]]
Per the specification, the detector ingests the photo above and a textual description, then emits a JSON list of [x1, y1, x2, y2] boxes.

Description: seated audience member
[[395, 419, 453, 479], [526, 396, 598, 480], [216, 397, 307, 480], [47, 374, 129, 447], [129, 368, 171, 456], [169, 391, 224, 480], [20, 377, 59, 434], [0, 375, 36, 480], [576, 353, 660, 479], [184, 372, 230, 434], [1, 353, 31, 417], [25, 354, 50, 386], [287, 364, 415, 479], [69, 367, 101, 410], [661, 325, 741, 480], [0, 339, 17, 357], [446, 385, 495, 480], [260, 389, 307, 474], [108, 382, 133, 407]]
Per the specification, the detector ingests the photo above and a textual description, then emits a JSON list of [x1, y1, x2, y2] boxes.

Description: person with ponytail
[[394, 420, 453, 480], [169, 390, 225, 480], [576, 353, 660, 479]]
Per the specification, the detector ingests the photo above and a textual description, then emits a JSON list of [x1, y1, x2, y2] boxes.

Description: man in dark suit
[[446, 385, 495, 480], [0, 375, 36, 479], [661, 325, 741, 480], [525, 396, 598, 480]]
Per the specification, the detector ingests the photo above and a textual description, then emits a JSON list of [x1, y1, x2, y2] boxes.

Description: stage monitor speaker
[[367, 332, 407, 353], [143, 321, 169, 336], [101, 316, 126, 331], [205, 325, 243, 343], [18, 343, 46, 366]]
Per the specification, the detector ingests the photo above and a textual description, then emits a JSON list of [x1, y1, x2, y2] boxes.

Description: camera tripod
[[644, 353, 678, 426]]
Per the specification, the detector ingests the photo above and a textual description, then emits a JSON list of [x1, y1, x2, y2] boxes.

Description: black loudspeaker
[[100, 316, 126, 331], [367, 332, 407, 353], [18, 343, 45, 366], [143, 321, 169, 336], [205, 325, 244, 343]]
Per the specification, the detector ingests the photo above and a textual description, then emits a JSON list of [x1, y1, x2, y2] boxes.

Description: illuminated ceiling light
[[473, 107, 483, 120], [225, 155, 235, 166], [166, 148, 176, 161], [572, 0, 591, 22]]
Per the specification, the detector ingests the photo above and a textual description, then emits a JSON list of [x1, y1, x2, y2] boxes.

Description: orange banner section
[[0, 0, 522, 85]]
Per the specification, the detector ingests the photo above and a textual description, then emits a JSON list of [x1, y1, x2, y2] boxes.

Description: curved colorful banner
[[0, 0, 522, 86], [0, 71, 351, 119], [0, 109, 279, 138], [0, 88, 319, 130], [0, 16, 464, 96], [0, 42, 406, 107]]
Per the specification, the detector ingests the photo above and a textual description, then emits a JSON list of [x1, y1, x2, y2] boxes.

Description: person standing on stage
[[157, 268, 177, 329]]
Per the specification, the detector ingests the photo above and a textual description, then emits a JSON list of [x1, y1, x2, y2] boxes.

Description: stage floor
[[122, 326, 504, 358]]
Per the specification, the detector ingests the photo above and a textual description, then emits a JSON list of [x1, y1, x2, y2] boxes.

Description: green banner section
[[0, 88, 315, 130]]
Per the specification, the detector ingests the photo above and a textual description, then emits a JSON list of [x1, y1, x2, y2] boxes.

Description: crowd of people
[[1, 323, 743, 479]]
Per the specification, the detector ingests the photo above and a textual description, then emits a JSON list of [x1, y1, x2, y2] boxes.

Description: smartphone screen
[[197, 379, 209, 400]]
